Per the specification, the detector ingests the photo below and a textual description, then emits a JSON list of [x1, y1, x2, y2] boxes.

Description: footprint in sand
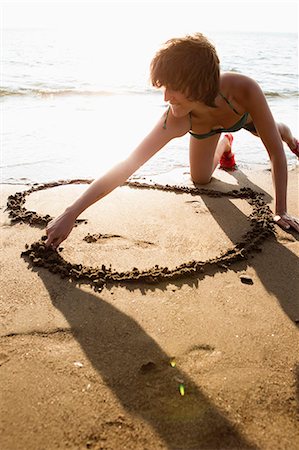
[[180, 344, 221, 371], [185, 200, 209, 214], [188, 344, 215, 352], [83, 233, 156, 248], [83, 233, 122, 243]]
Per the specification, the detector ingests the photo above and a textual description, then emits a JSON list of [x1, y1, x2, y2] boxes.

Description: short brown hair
[[150, 33, 220, 107]]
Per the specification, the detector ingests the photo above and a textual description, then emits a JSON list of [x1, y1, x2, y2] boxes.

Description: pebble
[[240, 275, 254, 285], [74, 361, 83, 368]]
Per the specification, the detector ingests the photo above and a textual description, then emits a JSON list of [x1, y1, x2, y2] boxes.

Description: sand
[[0, 166, 299, 450]]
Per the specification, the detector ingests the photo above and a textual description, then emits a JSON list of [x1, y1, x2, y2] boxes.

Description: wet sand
[[1, 166, 299, 450]]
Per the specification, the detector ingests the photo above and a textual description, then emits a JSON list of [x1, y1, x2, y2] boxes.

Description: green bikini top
[[163, 92, 249, 140]]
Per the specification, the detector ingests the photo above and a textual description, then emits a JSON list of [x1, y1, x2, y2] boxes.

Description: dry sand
[[0, 166, 298, 450]]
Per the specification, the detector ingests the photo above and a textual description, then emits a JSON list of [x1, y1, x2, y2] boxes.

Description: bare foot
[[223, 133, 233, 153], [288, 139, 299, 157], [278, 123, 298, 156]]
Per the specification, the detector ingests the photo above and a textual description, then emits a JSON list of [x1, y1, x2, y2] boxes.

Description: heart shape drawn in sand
[[7, 179, 275, 291]]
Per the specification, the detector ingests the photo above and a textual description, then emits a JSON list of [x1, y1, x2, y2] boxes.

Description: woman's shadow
[[34, 267, 257, 450], [199, 168, 299, 323]]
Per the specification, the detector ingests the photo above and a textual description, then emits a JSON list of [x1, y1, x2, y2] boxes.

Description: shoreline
[[1, 159, 298, 187], [1, 166, 298, 296]]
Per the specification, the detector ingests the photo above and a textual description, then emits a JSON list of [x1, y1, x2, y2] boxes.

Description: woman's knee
[[190, 173, 211, 185]]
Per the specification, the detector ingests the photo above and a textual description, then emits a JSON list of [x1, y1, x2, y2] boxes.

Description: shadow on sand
[[199, 169, 299, 323], [33, 267, 257, 450]]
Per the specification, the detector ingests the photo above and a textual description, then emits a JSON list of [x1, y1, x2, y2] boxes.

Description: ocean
[[1, 28, 298, 185]]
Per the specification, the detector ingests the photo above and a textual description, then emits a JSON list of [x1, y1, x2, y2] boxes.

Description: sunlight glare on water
[[1, 1, 298, 183]]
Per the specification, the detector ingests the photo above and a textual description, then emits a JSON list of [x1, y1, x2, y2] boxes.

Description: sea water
[[1, 28, 298, 185]]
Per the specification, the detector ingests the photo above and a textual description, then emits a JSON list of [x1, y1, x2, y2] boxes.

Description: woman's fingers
[[44, 212, 75, 249], [45, 225, 64, 249], [45, 224, 55, 247], [274, 214, 299, 232], [289, 216, 299, 232], [45, 233, 59, 249], [274, 215, 291, 230]]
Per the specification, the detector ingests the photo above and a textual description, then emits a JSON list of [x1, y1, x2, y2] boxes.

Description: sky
[[1, 0, 298, 35]]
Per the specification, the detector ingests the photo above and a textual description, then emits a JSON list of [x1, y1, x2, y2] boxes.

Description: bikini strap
[[219, 92, 242, 116], [163, 106, 170, 129], [163, 106, 193, 130]]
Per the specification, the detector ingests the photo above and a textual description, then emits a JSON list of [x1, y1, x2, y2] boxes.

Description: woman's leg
[[276, 122, 298, 152], [245, 121, 298, 153], [189, 134, 231, 184]]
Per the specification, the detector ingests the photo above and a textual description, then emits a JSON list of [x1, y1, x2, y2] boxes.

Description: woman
[[46, 33, 299, 249]]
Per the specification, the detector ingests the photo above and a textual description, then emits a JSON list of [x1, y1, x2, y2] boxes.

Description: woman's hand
[[45, 209, 77, 250], [273, 213, 299, 232]]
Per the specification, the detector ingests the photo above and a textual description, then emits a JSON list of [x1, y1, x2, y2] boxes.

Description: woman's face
[[162, 86, 194, 117]]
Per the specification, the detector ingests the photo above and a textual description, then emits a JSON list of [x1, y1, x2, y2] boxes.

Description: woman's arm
[[240, 76, 299, 232], [45, 110, 190, 248]]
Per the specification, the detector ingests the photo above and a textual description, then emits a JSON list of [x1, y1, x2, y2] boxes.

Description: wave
[[1, 86, 297, 99], [0, 87, 117, 97], [0, 86, 160, 98], [264, 90, 298, 98], [0, 158, 55, 169]]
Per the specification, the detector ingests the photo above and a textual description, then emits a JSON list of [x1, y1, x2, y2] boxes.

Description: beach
[[1, 5, 298, 448], [1, 166, 298, 450]]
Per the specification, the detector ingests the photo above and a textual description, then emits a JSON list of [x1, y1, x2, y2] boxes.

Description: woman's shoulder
[[220, 72, 261, 105], [220, 72, 257, 89]]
